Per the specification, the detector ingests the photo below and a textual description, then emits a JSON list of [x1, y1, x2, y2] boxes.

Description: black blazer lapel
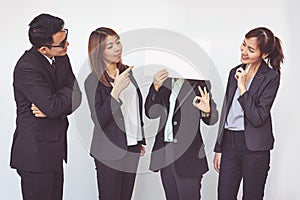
[[174, 80, 197, 115], [225, 71, 238, 115], [247, 62, 268, 96]]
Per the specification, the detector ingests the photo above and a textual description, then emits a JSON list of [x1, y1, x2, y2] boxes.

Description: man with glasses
[[10, 13, 81, 200]]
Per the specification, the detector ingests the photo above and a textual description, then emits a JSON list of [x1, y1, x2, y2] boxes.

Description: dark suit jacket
[[10, 47, 82, 172], [214, 61, 280, 152], [84, 69, 146, 161], [145, 78, 218, 178]]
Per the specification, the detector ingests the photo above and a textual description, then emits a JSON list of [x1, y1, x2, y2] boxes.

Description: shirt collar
[[172, 78, 184, 86], [40, 52, 55, 65]]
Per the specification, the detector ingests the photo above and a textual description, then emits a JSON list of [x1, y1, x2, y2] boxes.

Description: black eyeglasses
[[48, 28, 68, 49]]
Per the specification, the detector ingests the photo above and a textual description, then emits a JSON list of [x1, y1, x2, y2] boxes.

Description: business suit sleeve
[[144, 83, 165, 119], [201, 80, 219, 126], [94, 83, 123, 129], [238, 74, 280, 127], [14, 63, 79, 118]]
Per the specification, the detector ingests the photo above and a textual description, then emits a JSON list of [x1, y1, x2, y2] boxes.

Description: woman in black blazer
[[84, 27, 146, 200], [213, 27, 284, 200], [145, 70, 218, 200]]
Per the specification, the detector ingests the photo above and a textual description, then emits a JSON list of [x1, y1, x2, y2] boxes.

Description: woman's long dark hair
[[88, 27, 126, 87], [245, 27, 284, 75]]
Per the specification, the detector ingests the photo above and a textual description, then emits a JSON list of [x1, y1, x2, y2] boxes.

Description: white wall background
[[1, 0, 299, 199]]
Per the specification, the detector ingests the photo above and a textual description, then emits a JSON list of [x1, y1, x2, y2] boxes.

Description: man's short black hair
[[28, 13, 64, 48]]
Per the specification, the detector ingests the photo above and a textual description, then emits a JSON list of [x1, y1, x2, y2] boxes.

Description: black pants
[[218, 130, 270, 200], [94, 143, 141, 200], [17, 166, 63, 200], [160, 163, 203, 200], [159, 142, 203, 200]]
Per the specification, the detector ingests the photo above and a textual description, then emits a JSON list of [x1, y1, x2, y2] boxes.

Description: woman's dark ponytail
[[266, 36, 284, 75]]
